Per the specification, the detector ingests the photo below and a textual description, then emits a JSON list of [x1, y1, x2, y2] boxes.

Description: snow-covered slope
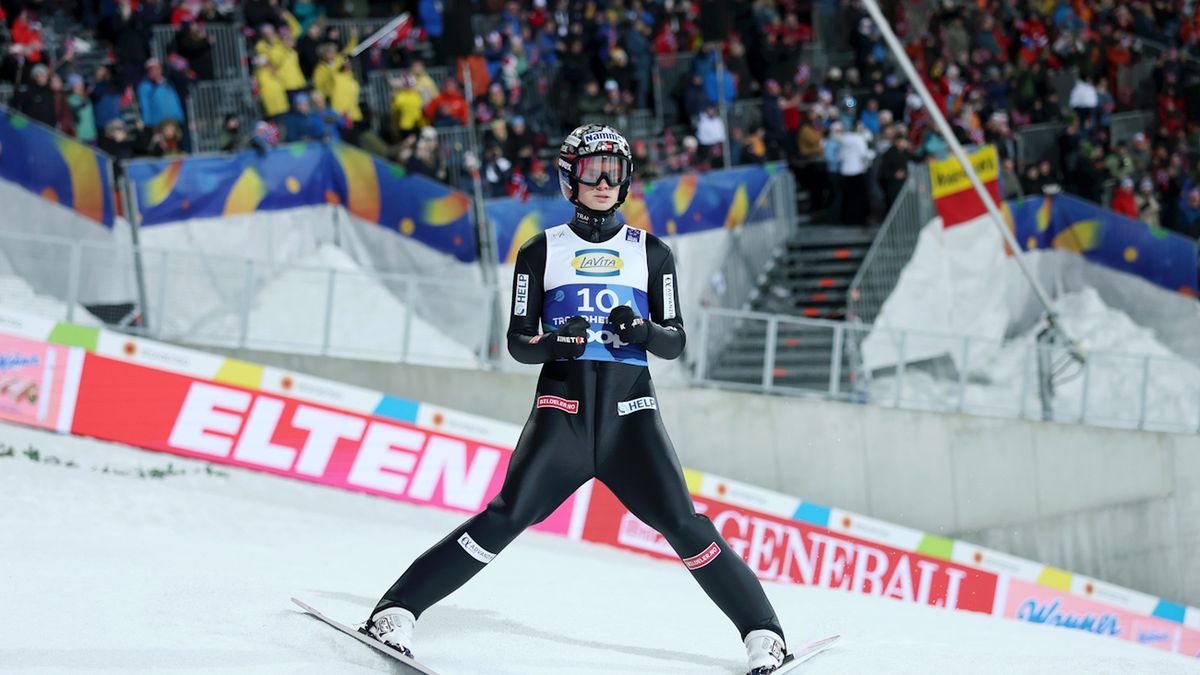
[[2, 422, 1196, 674]]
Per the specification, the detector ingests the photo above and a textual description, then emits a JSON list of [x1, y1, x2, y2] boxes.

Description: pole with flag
[[349, 13, 412, 58]]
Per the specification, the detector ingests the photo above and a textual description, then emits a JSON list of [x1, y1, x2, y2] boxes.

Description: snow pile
[[0, 274, 101, 327], [188, 243, 486, 367], [2, 421, 1197, 674], [864, 288, 1200, 430]]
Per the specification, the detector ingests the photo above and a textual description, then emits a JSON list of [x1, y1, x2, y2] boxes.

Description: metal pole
[[715, 50, 732, 169], [463, 66, 503, 365], [829, 323, 844, 396], [238, 259, 254, 348], [1078, 354, 1092, 424], [859, 0, 1077, 353], [401, 276, 416, 362], [695, 310, 711, 381], [1137, 355, 1151, 429], [762, 316, 778, 388], [65, 241, 81, 324], [321, 269, 337, 356], [894, 331, 907, 407], [156, 249, 168, 339], [121, 168, 152, 334], [956, 336, 970, 412]]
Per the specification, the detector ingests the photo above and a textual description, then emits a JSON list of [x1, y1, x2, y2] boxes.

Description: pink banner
[[0, 334, 68, 430], [69, 353, 580, 536], [1004, 578, 1200, 655]]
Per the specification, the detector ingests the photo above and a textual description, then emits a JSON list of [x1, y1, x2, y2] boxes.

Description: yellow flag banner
[[928, 145, 1002, 227]]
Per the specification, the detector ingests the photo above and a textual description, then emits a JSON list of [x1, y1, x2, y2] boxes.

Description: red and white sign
[[683, 542, 721, 570], [0, 334, 72, 431], [583, 484, 998, 613], [536, 395, 579, 414], [1003, 578, 1200, 654], [69, 354, 581, 536]]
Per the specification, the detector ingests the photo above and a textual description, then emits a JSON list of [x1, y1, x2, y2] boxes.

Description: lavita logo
[[571, 248, 623, 277]]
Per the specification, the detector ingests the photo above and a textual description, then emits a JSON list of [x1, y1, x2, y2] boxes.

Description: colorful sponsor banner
[[1008, 193, 1199, 297], [0, 334, 76, 432], [68, 353, 577, 537], [929, 145, 1001, 228], [488, 164, 778, 263], [124, 142, 477, 262], [1004, 578, 1200, 654], [581, 484, 999, 614], [0, 110, 115, 226]]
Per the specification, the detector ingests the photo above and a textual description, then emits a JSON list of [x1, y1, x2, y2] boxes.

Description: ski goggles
[[573, 154, 632, 186]]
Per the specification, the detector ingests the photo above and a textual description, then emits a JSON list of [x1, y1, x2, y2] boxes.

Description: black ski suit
[[376, 210, 784, 643]]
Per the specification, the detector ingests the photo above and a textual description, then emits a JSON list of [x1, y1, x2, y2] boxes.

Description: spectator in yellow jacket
[[330, 60, 362, 141], [312, 29, 359, 101], [389, 74, 425, 142], [254, 55, 290, 119], [409, 59, 439, 106]]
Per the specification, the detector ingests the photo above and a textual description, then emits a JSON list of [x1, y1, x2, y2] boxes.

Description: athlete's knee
[[481, 497, 545, 536]]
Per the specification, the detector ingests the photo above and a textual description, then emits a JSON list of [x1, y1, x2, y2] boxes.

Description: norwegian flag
[[377, 14, 413, 49], [352, 13, 413, 56], [508, 171, 530, 202]]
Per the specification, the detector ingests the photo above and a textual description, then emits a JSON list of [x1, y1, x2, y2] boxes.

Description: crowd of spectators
[[6, 0, 1200, 236]]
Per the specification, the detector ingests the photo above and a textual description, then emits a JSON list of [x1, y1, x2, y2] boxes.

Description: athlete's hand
[[608, 305, 648, 345], [547, 315, 589, 359]]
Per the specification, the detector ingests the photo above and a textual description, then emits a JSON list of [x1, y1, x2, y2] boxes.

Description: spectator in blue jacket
[[137, 58, 184, 128]]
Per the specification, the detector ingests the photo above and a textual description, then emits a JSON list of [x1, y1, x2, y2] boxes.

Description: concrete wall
[[196, 345, 1200, 606]]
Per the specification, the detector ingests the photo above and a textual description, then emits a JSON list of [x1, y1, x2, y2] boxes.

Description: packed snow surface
[[2, 422, 1197, 675]]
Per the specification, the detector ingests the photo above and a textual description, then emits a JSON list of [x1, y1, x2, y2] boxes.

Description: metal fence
[[691, 169, 797, 374], [1014, 121, 1067, 169], [1109, 110, 1156, 145], [1, 229, 493, 368], [152, 23, 249, 80], [692, 306, 1200, 434], [431, 125, 481, 192], [845, 168, 935, 326], [186, 79, 259, 153]]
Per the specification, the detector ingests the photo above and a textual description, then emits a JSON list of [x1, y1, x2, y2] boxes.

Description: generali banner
[[582, 484, 999, 614]]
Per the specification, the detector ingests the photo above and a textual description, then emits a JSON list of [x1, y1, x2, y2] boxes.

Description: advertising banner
[[581, 484, 999, 613], [0, 110, 116, 226], [68, 353, 579, 536], [0, 334, 73, 431], [1003, 578, 1200, 655], [929, 145, 1001, 228]]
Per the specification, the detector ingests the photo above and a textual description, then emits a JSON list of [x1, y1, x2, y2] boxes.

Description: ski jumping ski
[[291, 597, 440, 674], [294, 596, 837, 674]]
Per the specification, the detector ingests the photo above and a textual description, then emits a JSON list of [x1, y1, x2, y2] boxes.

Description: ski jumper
[[376, 211, 785, 642]]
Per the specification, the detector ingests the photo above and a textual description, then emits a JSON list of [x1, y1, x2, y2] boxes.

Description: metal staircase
[[707, 224, 876, 392]]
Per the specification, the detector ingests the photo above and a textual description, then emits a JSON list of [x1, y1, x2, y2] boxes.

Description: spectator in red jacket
[[423, 78, 469, 127], [1111, 177, 1138, 219]]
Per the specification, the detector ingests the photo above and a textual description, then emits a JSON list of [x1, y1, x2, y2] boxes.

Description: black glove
[[546, 315, 589, 359], [608, 305, 649, 346]]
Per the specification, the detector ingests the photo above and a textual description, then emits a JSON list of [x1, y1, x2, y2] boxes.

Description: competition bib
[[541, 223, 650, 365]]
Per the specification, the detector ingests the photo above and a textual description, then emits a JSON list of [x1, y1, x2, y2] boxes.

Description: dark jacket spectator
[[176, 22, 216, 81], [12, 64, 56, 128]]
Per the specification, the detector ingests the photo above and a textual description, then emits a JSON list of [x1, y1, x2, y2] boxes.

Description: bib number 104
[[577, 288, 629, 313]]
